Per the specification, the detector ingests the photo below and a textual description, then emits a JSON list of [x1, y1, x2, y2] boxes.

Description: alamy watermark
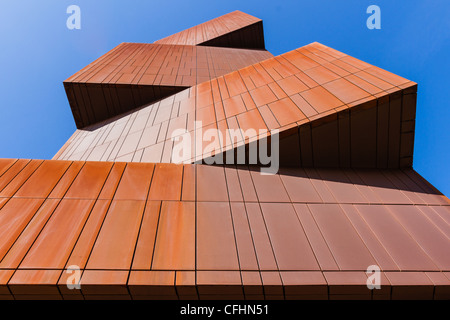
[[366, 265, 381, 290], [66, 265, 81, 290], [171, 121, 280, 175], [66, 5, 81, 30], [366, 5, 381, 30]]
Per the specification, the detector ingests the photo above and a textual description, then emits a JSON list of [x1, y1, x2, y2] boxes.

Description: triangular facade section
[[64, 11, 270, 129], [56, 42, 416, 169], [155, 10, 266, 49]]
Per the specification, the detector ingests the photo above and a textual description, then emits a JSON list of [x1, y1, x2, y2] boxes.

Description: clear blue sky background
[[0, 0, 449, 196]]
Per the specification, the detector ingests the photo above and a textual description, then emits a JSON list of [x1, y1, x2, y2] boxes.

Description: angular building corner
[[0, 10, 449, 300]]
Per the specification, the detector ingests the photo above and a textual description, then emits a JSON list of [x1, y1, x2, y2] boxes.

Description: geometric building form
[[154, 10, 266, 49], [0, 11, 449, 300], [57, 42, 416, 169], [65, 11, 268, 128], [0, 160, 449, 300], [64, 43, 272, 128]]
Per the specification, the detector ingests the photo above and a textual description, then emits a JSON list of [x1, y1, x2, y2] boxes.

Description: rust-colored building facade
[[0, 11, 449, 300]]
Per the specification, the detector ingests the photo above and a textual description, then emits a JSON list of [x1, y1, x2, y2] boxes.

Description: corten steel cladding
[[0, 10, 449, 300]]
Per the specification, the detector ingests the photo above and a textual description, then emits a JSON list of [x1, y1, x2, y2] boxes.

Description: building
[[0, 10, 449, 300]]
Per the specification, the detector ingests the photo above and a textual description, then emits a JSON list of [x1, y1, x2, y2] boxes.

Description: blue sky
[[0, 0, 449, 196]]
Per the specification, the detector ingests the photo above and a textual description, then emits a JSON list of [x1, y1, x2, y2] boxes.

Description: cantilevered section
[[64, 43, 272, 128], [0, 159, 449, 300], [154, 10, 265, 49], [56, 42, 417, 169]]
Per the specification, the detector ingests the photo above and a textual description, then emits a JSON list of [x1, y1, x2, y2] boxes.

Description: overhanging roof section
[[0, 159, 449, 300], [64, 43, 273, 128], [154, 10, 265, 49], [56, 42, 417, 169]]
